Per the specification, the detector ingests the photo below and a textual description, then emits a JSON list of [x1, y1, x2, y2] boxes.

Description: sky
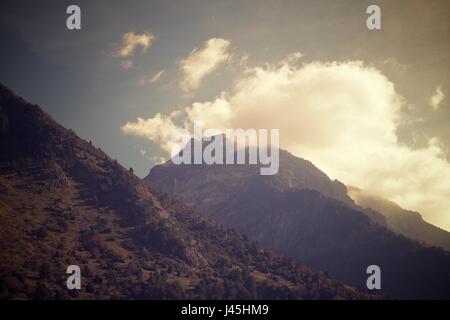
[[0, 0, 449, 230]]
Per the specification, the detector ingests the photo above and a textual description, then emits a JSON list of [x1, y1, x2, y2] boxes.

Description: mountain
[[146, 141, 450, 299], [349, 187, 450, 252], [0, 83, 372, 300]]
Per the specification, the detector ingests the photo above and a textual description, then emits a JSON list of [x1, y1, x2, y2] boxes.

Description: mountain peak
[[147, 140, 355, 207]]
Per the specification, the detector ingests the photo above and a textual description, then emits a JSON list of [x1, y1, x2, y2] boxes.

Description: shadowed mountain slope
[[0, 82, 371, 300], [147, 141, 450, 299]]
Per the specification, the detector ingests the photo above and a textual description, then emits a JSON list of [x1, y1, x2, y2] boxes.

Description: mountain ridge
[[348, 186, 450, 252], [146, 138, 450, 299], [0, 81, 371, 299]]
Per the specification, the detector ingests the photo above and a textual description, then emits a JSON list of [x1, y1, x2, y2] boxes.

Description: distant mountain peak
[[348, 186, 450, 252]]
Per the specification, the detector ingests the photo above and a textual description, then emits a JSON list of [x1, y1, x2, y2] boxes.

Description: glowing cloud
[[179, 38, 231, 93], [121, 113, 184, 154], [150, 70, 165, 83], [114, 31, 155, 58], [430, 85, 445, 111], [138, 70, 165, 86], [123, 55, 450, 231]]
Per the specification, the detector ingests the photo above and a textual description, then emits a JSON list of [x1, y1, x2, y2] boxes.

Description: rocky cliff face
[[148, 144, 386, 226]]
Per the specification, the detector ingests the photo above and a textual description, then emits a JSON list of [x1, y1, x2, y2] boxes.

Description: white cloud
[[179, 38, 231, 93], [122, 55, 450, 231], [114, 32, 155, 58], [138, 70, 165, 86], [429, 85, 445, 111], [121, 113, 184, 154], [113, 32, 155, 69], [282, 51, 304, 64], [150, 70, 165, 83]]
